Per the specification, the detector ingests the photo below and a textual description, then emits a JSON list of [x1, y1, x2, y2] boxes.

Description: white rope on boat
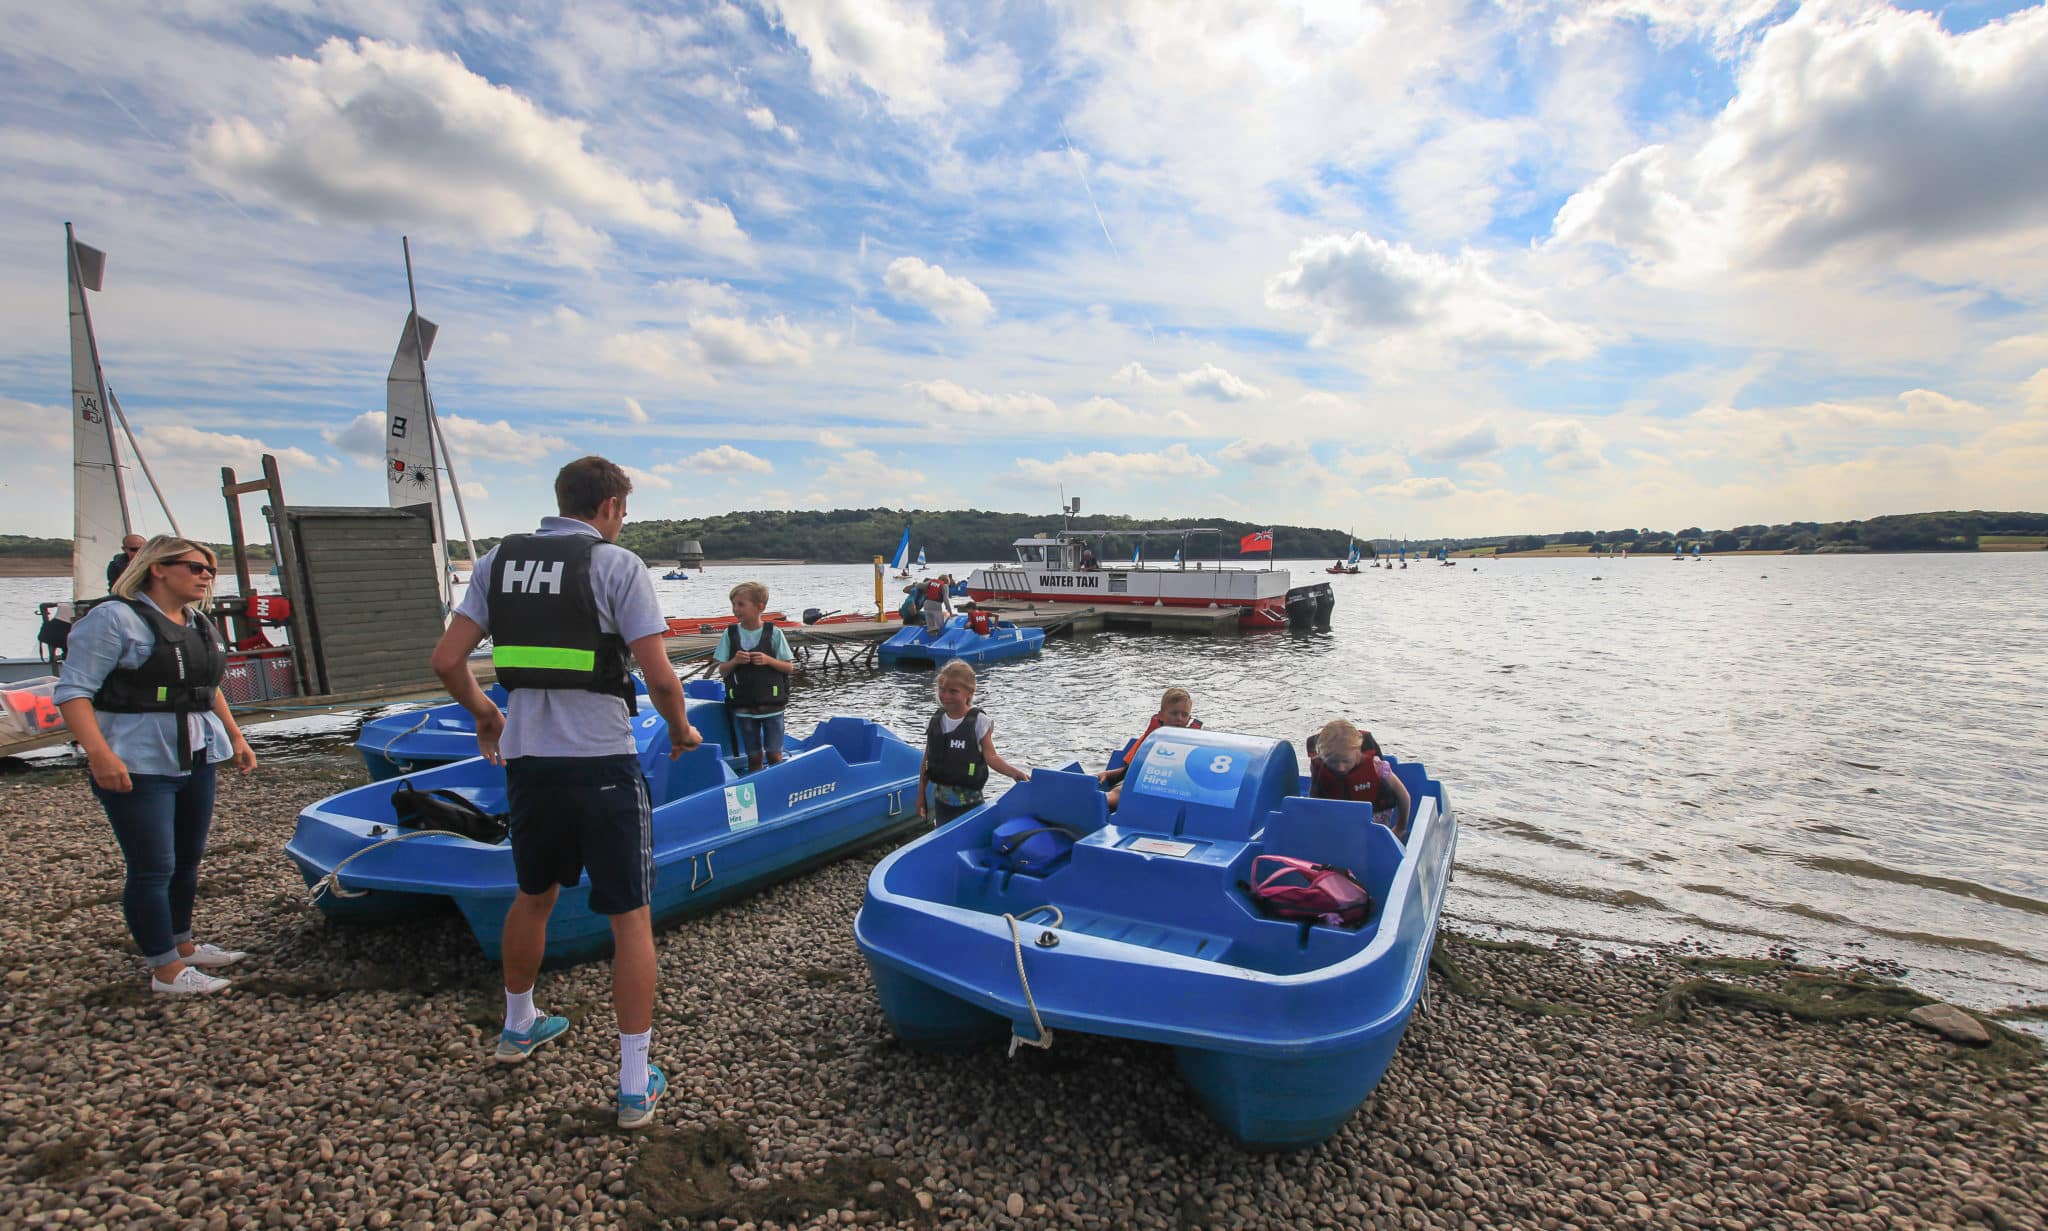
[[1003, 904, 1063, 1057], [374, 709, 434, 771], [309, 829, 470, 905]]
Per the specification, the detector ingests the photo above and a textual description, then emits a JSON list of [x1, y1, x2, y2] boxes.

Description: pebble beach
[[3, 756, 2043, 1231]]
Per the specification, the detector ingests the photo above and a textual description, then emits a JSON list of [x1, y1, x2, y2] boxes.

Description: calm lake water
[[7, 553, 2046, 1013]]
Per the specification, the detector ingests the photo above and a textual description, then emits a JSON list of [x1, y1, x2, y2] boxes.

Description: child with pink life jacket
[[1307, 717, 1412, 840]]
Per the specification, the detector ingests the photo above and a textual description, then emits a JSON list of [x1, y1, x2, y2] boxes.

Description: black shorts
[[504, 754, 652, 915]]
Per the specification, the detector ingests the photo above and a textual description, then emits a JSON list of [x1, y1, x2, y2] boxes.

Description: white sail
[[68, 228, 130, 600], [386, 310, 451, 608]]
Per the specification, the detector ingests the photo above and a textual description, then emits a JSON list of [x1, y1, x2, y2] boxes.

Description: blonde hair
[[729, 581, 769, 606], [1315, 718, 1363, 767], [112, 536, 218, 603], [936, 659, 977, 693], [1160, 686, 1191, 710]]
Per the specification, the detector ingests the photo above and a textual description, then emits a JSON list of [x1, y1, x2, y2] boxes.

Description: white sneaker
[[151, 967, 231, 995], [182, 943, 247, 969]]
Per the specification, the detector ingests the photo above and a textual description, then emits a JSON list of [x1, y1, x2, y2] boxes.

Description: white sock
[[504, 987, 536, 1034], [619, 1029, 651, 1097]]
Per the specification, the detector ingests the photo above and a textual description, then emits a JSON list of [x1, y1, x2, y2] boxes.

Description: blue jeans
[[733, 713, 785, 765], [93, 755, 217, 968]]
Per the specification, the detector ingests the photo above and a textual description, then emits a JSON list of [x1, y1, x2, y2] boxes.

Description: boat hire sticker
[[1130, 732, 1252, 808], [724, 782, 760, 831]]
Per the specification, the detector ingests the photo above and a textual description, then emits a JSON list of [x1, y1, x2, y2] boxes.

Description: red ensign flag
[[1240, 530, 1274, 554]]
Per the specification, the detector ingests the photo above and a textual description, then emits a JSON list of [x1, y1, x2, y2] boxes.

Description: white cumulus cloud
[[1178, 363, 1266, 402], [690, 315, 815, 367], [761, 0, 1017, 120], [144, 423, 337, 474], [1550, 4, 2048, 275], [195, 38, 752, 263], [1372, 475, 1459, 500], [884, 257, 994, 328], [676, 445, 773, 475], [1015, 444, 1218, 485], [1415, 418, 1503, 462], [1269, 230, 1596, 361], [1218, 438, 1311, 467]]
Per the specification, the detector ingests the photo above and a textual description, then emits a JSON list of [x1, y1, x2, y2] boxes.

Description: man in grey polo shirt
[[430, 455, 700, 1130]]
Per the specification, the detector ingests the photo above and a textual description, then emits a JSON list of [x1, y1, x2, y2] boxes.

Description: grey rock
[[1908, 1004, 1991, 1046]]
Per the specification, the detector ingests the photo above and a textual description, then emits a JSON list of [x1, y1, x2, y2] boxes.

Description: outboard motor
[[1285, 582, 1335, 630], [802, 607, 828, 625]]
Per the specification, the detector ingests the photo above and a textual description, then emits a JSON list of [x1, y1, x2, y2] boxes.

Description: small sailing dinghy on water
[[890, 528, 914, 579], [293, 692, 925, 965], [855, 727, 1456, 1149]]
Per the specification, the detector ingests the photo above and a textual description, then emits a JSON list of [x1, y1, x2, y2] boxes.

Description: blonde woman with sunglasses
[[54, 536, 258, 995]]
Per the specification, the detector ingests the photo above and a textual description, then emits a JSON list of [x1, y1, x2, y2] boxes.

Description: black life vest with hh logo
[[720, 624, 789, 713], [93, 599, 226, 770], [925, 707, 988, 791], [485, 533, 633, 713]]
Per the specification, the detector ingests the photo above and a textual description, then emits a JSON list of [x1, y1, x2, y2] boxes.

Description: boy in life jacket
[[918, 659, 1029, 825], [715, 581, 796, 772], [921, 575, 953, 636], [1308, 718, 1413, 840], [1097, 686, 1198, 811]]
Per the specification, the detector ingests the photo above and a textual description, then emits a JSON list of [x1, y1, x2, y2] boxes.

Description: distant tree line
[[0, 533, 268, 559], [1453, 511, 2048, 556], [614, 509, 1357, 564], [5, 510, 2042, 562]]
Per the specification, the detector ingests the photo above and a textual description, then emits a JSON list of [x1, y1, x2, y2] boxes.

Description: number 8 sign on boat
[[1130, 729, 1256, 808]]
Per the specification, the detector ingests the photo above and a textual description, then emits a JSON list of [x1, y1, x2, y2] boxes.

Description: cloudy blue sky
[[3, 0, 2044, 541]]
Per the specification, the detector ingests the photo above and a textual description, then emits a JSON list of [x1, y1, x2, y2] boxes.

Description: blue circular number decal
[[1182, 748, 1241, 791]]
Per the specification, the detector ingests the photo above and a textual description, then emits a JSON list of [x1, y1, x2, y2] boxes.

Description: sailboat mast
[[402, 238, 478, 576], [67, 223, 132, 600], [108, 388, 182, 536]]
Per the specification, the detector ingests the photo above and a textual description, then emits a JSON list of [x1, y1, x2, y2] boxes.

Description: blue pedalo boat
[[854, 727, 1456, 1150], [878, 614, 1044, 668], [293, 695, 925, 965], [355, 676, 672, 779]]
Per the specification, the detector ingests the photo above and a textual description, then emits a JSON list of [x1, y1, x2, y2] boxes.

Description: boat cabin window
[[1015, 545, 1047, 564]]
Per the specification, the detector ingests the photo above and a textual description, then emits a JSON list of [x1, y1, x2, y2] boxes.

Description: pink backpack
[[1243, 855, 1373, 928]]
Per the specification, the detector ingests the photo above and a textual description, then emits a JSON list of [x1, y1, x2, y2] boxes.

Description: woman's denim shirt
[[53, 595, 232, 776]]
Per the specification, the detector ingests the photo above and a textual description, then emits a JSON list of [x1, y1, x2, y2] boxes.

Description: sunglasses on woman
[[168, 560, 218, 577]]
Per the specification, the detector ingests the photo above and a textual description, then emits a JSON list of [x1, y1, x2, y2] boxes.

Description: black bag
[[390, 783, 509, 845]]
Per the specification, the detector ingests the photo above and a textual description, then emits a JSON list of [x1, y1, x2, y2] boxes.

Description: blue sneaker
[[617, 1063, 667, 1130], [494, 1013, 570, 1064]]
